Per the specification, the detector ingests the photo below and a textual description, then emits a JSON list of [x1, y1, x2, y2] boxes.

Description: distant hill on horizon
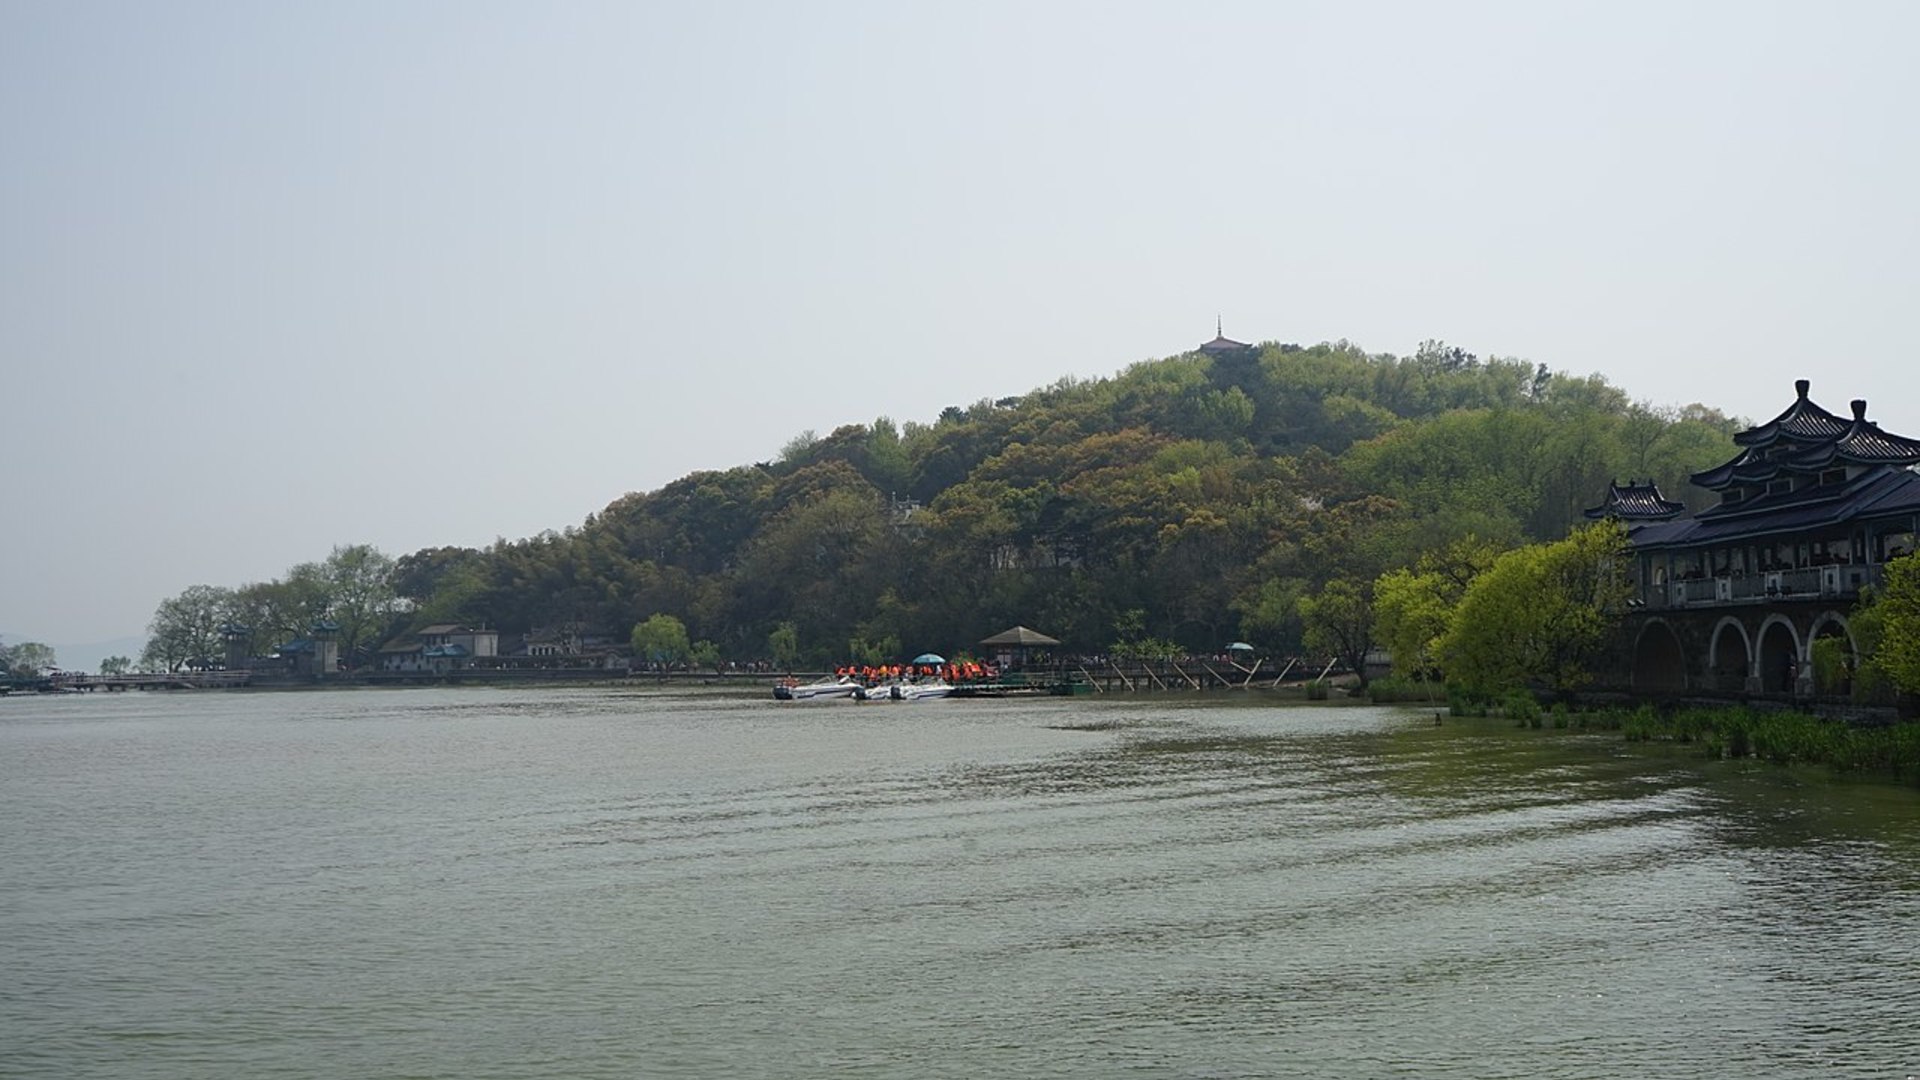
[[363, 338, 1749, 665]]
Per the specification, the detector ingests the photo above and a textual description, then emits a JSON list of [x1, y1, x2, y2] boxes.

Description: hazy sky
[[5, 1, 1918, 647]]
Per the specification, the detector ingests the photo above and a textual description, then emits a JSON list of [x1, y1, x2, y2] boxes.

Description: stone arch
[[1807, 612, 1857, 696], [1631, 619, 1687, 691], [1808, 610, 1852, 644], [1707, 617, 1752, 693], [1755, 614, 1802, 694]]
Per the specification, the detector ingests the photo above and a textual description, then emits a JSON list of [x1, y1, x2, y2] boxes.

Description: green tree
[[141, 585, 236, 672], [631, 613, 691, 672], [1299, 579, 1374, 688], [1372, 568, 1451, 680], [731, 485, 893, 663], [1371, 536, 1503, 679], [1440, 522, 1630, 695], [768, 621, 800, 671], [689, 639, 724, 675], [1871, 552, 1920, 694], [225, 575, 330, 657], [410, 561, 493, 628], [391, 546, 485, 605], [99, 655, 133, 676], [1110, 609, 1162, 660], [1, 640, 57, 676], [847, 634, 900, 667], [321, 544, 402, 664], [1234, 577, 1307, 655]]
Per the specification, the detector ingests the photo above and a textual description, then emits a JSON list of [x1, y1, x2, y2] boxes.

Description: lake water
[[2, 686, 1917, 1079]]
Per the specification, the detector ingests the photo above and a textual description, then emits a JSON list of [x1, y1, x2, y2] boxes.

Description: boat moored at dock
[[772, 675, 863, 701]]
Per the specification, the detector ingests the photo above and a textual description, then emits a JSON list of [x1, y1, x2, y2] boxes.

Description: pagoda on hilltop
[[1597, 379, 1920, 697], [1197, 316, 1254, 357]]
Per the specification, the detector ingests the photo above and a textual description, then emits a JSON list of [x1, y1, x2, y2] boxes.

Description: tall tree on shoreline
[[141, 585, 235, 672], [1871, 552, 1920, 694], [1440, 522, 1631, 696], [321, 544, 403, 660], [0, 639, 57, 676]]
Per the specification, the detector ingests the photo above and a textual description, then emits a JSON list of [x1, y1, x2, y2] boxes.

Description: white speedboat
[[890, 679, 953, 701], [773, 676, 863, 701]]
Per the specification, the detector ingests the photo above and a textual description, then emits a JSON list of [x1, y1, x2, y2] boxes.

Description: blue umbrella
[[912, 653, 946, 665]]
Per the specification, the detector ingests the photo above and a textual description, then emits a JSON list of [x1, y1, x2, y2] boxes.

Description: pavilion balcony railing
[[1648, 563, 1885, 610]]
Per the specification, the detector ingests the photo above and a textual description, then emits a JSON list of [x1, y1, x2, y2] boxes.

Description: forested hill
[[390, 339, 1741, 664]]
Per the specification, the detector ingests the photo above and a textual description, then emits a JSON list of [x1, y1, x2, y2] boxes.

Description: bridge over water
[[1, 671, 253, 694]]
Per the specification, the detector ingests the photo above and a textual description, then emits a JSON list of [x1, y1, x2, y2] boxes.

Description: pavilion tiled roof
[[1731, 378, 1851, 447], [1783, 399, 1920, 470], [1690, 381, 1919, 491], [1689, 447, 1767, 490], [1624, 378, 1920, 554], [1584, 479, 1686, 520], [1630, 468, 1920, 549]]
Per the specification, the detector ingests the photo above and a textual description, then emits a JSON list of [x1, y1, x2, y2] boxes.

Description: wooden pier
[[954, 656, 1341, 696]]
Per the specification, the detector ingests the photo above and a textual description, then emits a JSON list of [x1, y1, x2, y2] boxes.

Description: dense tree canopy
[[146, 337, 1750, 672], [0, 639, 57, 676], [143, 545, 408, 671], [1372, 536, 1503, 681], [1440, 523, 1633, 695]]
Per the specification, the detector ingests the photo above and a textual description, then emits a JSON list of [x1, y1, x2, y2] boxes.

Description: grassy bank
[[1455, 698, 1920, 784]]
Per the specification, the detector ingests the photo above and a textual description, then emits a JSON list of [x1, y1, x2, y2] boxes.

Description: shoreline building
[[1593, 380, 1920, 696]]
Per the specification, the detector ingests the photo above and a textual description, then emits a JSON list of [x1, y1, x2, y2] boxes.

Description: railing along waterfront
[[1650, 563, 1886, 610]]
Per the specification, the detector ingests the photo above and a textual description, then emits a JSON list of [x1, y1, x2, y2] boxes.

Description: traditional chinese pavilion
[[1197, 317, 1253, 357], [1590, 379, 1920, 696]]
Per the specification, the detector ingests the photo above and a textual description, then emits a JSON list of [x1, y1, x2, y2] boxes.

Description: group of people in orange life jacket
[[834, 660, 995, 683]]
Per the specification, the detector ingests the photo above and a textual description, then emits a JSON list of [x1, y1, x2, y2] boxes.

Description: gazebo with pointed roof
[[980, 625, 1061, 648], [980, 625, 1062, 671]]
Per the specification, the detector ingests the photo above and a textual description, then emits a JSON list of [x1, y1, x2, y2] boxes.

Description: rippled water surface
[[3, 687, 1918, 1078]]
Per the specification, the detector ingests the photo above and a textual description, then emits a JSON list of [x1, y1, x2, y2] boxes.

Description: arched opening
[[1809, 617, 1856, 697], [1708, 620, 1750, 693], [1633, 622, 1686, 692], [1757, 620, 1801, 694]]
